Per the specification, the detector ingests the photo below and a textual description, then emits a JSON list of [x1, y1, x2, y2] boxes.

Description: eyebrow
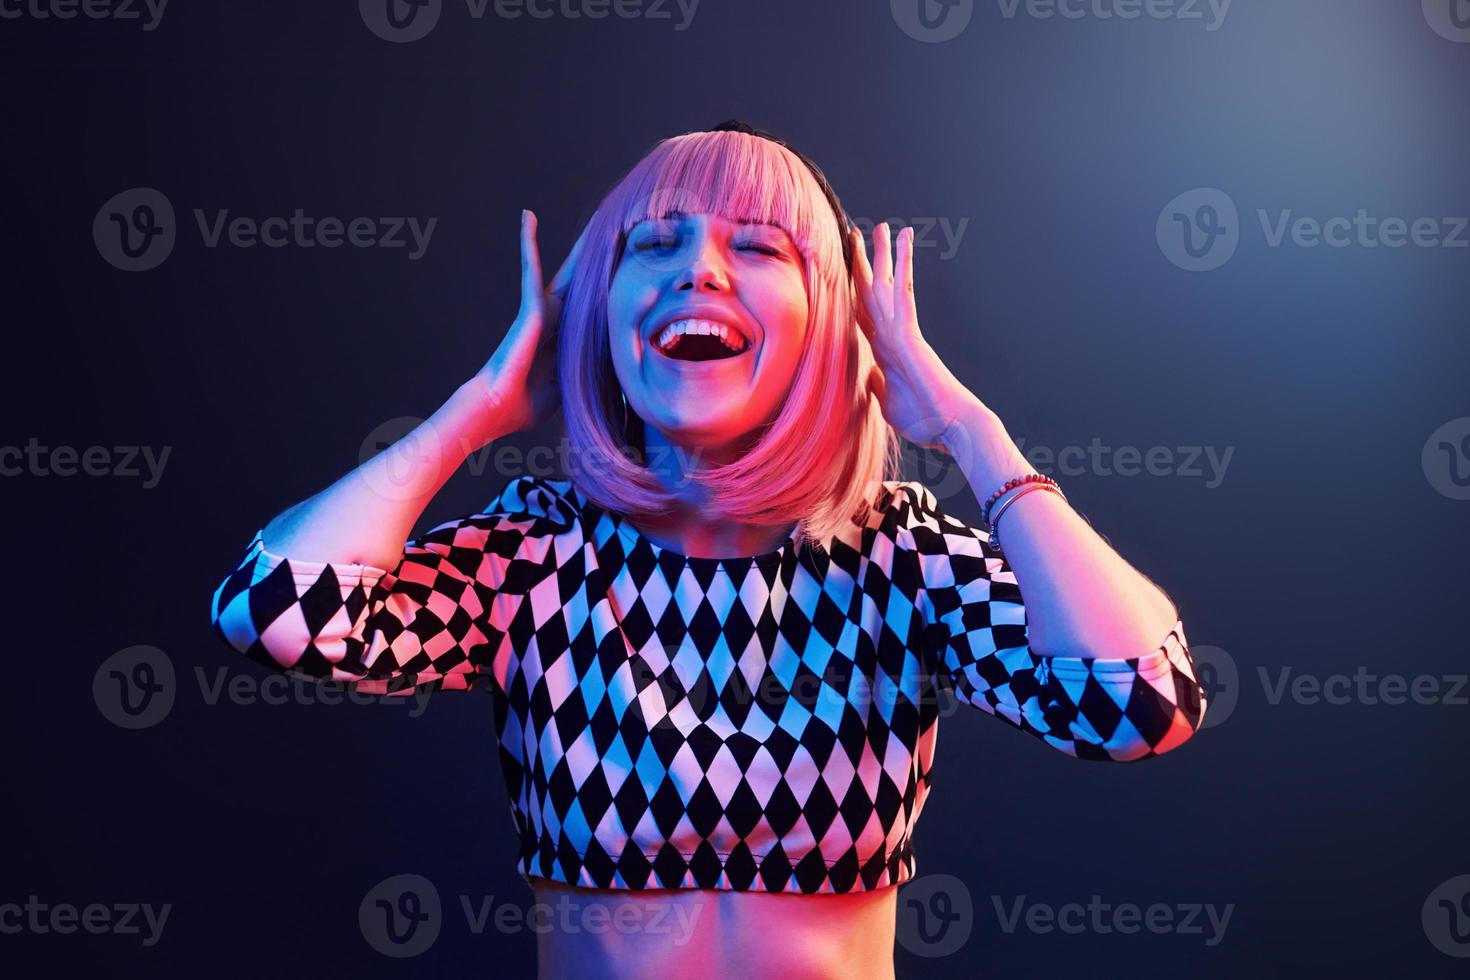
[[637, 211, 790, 233]]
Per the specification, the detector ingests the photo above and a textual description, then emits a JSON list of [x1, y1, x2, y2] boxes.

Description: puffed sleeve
[[208, 474, 574, 697], [889, 480, 1207, 761]]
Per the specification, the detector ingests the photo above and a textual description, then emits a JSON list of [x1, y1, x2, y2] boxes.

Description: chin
[[644, 412, 764, 452]]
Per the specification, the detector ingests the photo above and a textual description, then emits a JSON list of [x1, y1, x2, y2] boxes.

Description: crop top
[[210, 474, 1207, 895]]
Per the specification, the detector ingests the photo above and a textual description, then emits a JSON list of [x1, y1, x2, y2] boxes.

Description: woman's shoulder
[[864, 478, 992, 556], [478, 473, 584, 531], [869, 478, 958, 530], [406, 474, 585, 568]]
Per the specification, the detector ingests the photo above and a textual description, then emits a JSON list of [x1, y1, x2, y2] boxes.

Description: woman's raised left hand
[[850, 222, 987, 451]]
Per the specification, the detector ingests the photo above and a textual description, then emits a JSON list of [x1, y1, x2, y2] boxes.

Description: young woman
[[211, 121, 1208, 979]]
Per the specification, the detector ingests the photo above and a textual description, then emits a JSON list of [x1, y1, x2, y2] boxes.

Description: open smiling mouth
[[652, 319, 752, 362]]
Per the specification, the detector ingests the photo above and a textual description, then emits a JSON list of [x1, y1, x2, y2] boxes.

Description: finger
[[894, 225, 916, 323], [849, 226, 877, 344], [850, 225, 871, 290], [873, 221, 893, 284], [519, 209, 545, 317], [870, 221, 893, 318]]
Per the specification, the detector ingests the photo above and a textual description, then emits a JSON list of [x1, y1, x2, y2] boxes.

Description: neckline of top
[[609, 510, 797, 571], [552, 477, 830, 580]]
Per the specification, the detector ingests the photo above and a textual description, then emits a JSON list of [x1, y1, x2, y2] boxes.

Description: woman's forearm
[[942, 402, 1181, 661], [261, 379, 515, 571]]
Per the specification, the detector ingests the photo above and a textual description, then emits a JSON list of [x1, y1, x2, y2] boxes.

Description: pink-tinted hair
[[557, 128, 900, 555]]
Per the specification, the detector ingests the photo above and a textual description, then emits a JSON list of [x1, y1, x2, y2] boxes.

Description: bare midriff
[[530, 877, 898, 980]]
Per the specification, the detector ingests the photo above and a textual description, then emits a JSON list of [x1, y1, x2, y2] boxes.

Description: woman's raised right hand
[[470, 209, 586, 441]]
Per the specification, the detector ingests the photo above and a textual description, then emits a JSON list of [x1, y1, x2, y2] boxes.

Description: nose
[[677, 230, 730, 292]]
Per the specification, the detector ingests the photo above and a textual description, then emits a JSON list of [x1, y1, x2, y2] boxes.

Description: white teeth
[[655, 318, 747, 353]]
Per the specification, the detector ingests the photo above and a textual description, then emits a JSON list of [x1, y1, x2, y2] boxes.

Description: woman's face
[[607, 212, 810, 457]]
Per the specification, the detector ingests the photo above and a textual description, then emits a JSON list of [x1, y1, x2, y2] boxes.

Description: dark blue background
[[5, 0, 1468, 975]]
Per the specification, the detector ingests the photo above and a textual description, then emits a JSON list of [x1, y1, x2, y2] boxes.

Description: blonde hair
[[558, 128, 900, 555]]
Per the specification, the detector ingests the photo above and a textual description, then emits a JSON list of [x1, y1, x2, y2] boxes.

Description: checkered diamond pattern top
[[211, 474, 1206, 894]]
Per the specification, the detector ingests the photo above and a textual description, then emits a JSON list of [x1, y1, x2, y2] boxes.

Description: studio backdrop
[[4, 1, 1468, 977]]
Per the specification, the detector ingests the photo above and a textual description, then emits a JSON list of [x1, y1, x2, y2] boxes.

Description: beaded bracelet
[[980, 473, 1062, 528], [987, 482, 1066, 554]]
